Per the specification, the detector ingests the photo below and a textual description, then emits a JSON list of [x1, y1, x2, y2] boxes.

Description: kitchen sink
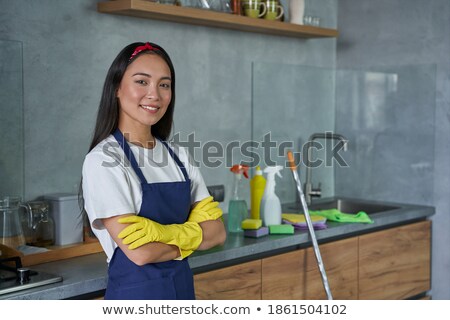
[[285, 198, 400, 215]]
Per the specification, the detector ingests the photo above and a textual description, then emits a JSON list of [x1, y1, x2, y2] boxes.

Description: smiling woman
[[79, 42, 226, 300]]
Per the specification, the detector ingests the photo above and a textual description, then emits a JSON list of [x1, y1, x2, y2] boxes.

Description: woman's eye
[[135, 80, 147, 85], [160, 83, 171, 89]]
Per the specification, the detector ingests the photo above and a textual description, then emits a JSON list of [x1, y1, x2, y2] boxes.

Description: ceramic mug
[[242, 0, 267, 18], [264, 1, 284, 20]]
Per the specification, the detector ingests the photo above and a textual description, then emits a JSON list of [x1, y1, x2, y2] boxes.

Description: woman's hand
[[102, 214, 180, 266], [189, 196, 226, 250], [118, 216, 203, 259], [188, 196, 223, 223]]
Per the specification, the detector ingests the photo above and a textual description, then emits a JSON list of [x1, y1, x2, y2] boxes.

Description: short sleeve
[[82, 149, 137, 230]]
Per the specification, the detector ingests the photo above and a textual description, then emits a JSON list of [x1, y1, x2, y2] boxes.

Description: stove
[[0, 256, 63, 296]]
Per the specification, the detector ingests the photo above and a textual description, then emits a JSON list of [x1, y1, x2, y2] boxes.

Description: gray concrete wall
[[336, 0, 450, 299], [0, 0, 337, 206]]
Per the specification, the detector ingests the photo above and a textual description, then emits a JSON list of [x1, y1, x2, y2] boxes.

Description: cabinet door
[[358, 221, 431, 300], [304, 237, 358, 300], [262, 249, 305, 299], [262, 237, 358, 300], [194, 260, 261, 299]]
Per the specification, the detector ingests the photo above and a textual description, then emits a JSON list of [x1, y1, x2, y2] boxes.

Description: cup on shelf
[[303, 15, 320, 26], [264, 1, 284, 20], [157, 0, 178, 5], [242, 0, 267, 18], [209, 0, 233, 13]]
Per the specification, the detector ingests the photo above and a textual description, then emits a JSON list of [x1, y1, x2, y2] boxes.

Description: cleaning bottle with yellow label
[[250, 166, 266, 220]]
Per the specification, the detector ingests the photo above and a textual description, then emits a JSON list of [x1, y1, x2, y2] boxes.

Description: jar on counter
[[25, 201, 55, 247]]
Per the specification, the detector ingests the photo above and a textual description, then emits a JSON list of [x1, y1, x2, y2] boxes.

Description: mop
[[286, 151, 333, 300]]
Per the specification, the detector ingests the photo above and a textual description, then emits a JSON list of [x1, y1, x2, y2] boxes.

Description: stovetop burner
[[0, 256, 63, 296]]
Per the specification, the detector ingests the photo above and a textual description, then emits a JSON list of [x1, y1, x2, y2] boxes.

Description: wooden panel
[[262, 250, 306, 299], [194, 260, 261, 299], [1, 242, 104, 266], [304, 237, 358, 300], [358, 221, 431, 300], [262, 237, 358, 300], [21, 242, 103, 266], [97, 0, 338, 38]]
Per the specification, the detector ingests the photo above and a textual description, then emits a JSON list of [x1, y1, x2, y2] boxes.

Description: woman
[[82, 42, 226, 300]]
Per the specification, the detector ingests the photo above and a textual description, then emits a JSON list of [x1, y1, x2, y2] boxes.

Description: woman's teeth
[[141, 105, 158, 111]]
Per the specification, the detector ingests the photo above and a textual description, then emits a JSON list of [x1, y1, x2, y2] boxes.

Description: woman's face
[[117, 53, 172, 133]]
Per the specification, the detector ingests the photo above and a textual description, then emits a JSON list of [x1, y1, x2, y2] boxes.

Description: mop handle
[[287, 151, 333, 300]]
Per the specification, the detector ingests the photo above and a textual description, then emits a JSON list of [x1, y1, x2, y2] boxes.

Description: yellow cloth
[[282, 213, 327, 224]]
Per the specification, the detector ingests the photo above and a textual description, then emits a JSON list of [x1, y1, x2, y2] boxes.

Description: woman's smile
[[140, 104, 160, 113]]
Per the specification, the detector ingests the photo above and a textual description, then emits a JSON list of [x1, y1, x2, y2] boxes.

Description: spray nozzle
[[263, 165, 283, 179], [230, 164, 249, 179]]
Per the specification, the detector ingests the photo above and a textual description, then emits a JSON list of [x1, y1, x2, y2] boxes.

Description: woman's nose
[[146, 83, 159, 99]]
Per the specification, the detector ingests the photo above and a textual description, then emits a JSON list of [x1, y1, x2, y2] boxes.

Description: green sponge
[[269, 224, 294, 235]]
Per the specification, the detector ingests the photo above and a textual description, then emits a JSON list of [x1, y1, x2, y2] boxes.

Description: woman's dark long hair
[[79, 42, 176, 218]]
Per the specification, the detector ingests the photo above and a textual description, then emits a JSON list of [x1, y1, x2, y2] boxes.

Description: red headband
[[129, 43, 157, 61]]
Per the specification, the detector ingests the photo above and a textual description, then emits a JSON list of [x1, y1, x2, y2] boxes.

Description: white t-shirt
[[82, 135, 210, 262]]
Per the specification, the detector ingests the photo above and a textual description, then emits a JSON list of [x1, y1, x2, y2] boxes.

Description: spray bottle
[[228, 164, 249, 233], [250, 166, 266, 220], [260, 165, 283, 226]]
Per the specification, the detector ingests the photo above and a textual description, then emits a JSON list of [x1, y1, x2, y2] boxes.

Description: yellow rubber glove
[[173, 196, 223, 258], [117, 216, 202, 259], [188, 196, 223, 224]]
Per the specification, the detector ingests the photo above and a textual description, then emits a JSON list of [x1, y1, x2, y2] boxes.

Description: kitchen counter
[[1, 197, 434, 300]]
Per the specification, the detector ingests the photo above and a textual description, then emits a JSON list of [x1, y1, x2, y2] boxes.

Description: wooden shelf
[[97, 0, 338, 38], [21, 241, 104, 267], [1, 241, 103, 267]]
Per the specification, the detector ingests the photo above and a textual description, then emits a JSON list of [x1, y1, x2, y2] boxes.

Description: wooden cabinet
[[97, 0, 338, 39], [194, 260, 261, 299], [193, 221, 431, 300], [261, 249, 305, 299], [358, 221, 431, 300], [261, 237, 358, 300], [303, 237, 358, 300]]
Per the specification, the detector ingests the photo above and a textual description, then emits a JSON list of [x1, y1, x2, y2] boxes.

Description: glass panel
[[335, 64, 436, 205], [252, 62, 336, 204], [0, 40, 24, 197]]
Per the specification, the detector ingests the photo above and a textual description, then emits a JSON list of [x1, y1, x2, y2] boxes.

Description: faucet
[[304, 132, 348, 205]]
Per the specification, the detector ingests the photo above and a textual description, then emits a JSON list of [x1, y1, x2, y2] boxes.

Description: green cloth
[[309, 209, 374, 224]]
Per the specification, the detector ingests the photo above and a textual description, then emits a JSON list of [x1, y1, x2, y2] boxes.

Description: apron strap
[[113, 129, 148, 184], [112, 129, 190, 184], [160, 140, 190, 182]]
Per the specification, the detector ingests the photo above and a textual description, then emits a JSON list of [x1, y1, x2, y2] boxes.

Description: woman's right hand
[[188, 196, 223, 223]]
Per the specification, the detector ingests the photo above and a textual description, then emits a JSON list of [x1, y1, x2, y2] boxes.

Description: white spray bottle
[[260, 166, 283, 226]]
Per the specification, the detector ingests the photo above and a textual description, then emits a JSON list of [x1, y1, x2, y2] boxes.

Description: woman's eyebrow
[[132, 72, 150, 77], [132, 72, 171, 81]]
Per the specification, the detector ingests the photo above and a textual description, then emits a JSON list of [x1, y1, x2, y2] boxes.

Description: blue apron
[[104, 129, 195, 300]]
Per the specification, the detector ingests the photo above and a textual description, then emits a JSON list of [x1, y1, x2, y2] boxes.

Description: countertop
[[1, 197, 434, 300]]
